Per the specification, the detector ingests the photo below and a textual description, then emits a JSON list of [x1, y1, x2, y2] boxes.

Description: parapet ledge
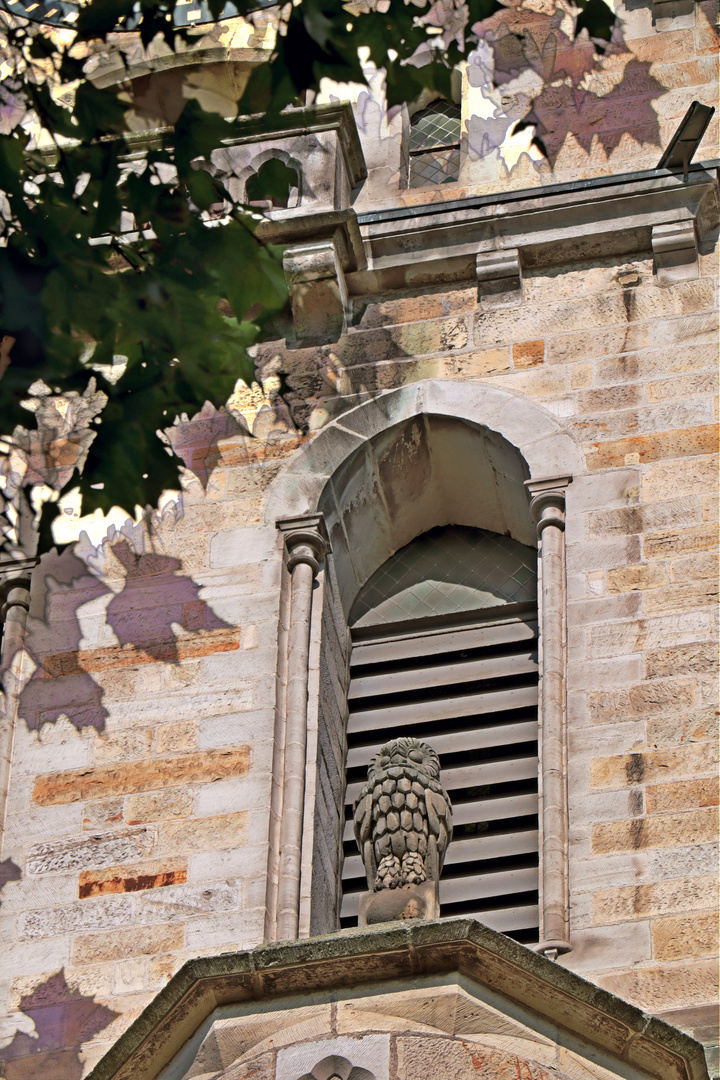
[[85, 917, 710, 1080], [351, 163, 719, 298]]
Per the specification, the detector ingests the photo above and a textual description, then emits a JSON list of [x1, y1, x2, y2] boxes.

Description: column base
[[535, 939, 572, 960], [358, 881, 439, 926]]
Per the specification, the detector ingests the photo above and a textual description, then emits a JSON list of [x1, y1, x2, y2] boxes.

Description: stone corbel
[[476, 248, 522, 309], [283, 237, 349, 347], [651, 221, 699, 285]]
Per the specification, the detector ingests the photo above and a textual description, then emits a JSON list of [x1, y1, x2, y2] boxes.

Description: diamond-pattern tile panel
[[350, 525, 537, 627], [409, 102, 462, 151], [409, 148, 461, 188]]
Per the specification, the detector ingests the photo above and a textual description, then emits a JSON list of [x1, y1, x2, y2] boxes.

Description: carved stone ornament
[[353, 737, 452, 925]]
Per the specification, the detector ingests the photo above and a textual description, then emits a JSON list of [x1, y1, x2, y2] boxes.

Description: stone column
[[526, 476, 572, 960], [274, 515, 329, 941], [0, 563, 34, 843]]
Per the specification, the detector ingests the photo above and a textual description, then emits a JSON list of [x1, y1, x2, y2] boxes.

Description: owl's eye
[[409, 750, 424, 762]]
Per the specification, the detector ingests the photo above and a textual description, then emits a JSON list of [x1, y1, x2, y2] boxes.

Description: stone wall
[[1, 238, 716, 1077], [0, 0, 718, 1073]]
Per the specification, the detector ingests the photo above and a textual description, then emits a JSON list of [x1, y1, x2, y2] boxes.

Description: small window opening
[[246, 157, 300, 209], [408, 100, 461, 188]]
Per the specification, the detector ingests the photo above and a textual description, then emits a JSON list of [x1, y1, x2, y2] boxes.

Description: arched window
[[246, 156, 300, 209], [408, 100, 462, 188], [340, 525, 540, 945]]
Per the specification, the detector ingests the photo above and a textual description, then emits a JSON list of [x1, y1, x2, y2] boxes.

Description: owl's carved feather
[[352, 736, 452, 891]]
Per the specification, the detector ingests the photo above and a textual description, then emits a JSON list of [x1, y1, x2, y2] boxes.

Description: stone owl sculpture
[[353, 736, 453, 891]]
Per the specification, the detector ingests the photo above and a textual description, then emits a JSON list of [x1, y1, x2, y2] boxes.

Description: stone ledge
[[351, 164, 719, 292], [85, 917, 710, 1080]]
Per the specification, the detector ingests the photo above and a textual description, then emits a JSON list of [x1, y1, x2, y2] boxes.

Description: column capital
[[524, 476, 572, 536], [0, 559, 36, 624], [276, 514, 330, 576]]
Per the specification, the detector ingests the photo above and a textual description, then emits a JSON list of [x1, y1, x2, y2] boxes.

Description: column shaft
[[0, 575, 32, 844], [272, 516, 328, 942], [275, 559, 315, 940], [538, 519, 569, 953], [527, 478, 572, 960]]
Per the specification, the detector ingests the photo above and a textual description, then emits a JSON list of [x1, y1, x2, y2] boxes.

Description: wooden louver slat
[[341, 609, 540, 944]]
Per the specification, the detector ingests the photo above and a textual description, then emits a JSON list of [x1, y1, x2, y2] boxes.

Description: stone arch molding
[[265, 380, 585, 616], [232, 146, 304, 206]]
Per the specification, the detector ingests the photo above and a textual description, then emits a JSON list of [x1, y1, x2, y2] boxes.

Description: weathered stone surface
[[83, 798, 124, 831], [592, 808, 718, 854], [600, 959, 719, 1011], [354, 287, 476, 328], [644, 579, 718, 616], [587, 679, 696, 723], [647, 707, 717, 748], [645, 374, 717, 405], [642, 455, 719, 502], [43, 627, 241, 675], [89, 729, 153, 765], [72, 923, 184, 965], [606, 563, 666, 592], [586, 499, 701, 537], [79, 858, 188, 898], [644, 524, 718, 559], [653, 912, 719, 961], [585, 426, 718, 470], [158, 811, 247, 854], [134, 881, 240, 923], [646, 642, 717, 678], [33, 747, 250, 805], [587, 612, 713, 659], [19, 894, 134, 940], [26, 827, 157, 875], [396, 1034, 559, 1080], [454, 346, 510, 376], [590, 743, 718, 790], [646, 778, 719, 814], [155, 721, 197, 755], [668, 552, 719, 583], [593, 875, 718, 924], [512, 340, 544, 368], [124, 789, 194, 825]]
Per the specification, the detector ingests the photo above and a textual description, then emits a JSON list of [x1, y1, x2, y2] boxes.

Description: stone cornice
[[347, 163, 719, 295], [86, 918, 709, 1080]]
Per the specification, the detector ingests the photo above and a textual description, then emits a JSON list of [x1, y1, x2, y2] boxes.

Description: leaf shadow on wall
[[105, 538, 231, 661], [17, 537, 233, 734], [0, 857, 21, 906], [0, 970, 118, 1080], [16, 548, 112, 734], [471, 2, 664, 168]]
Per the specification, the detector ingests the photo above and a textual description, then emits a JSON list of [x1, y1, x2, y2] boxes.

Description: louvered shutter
[[340, 604, 540, 943]]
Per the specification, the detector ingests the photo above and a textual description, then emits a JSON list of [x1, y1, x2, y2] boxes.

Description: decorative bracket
[[651, 221, 699, 285], [476, 248, 522, 309], [283, 238, 349, 347]]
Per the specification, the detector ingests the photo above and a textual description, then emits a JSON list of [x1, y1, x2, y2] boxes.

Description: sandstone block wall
[[1, 0, 718, 1073], [2, 240, 716, 1077]]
